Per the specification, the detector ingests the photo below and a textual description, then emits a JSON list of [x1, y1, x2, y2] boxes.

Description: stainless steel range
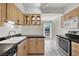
[[57, 36, 71, 56]]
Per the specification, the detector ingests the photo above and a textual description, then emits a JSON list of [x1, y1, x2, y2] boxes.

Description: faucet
[[8, 30, 16, 38]]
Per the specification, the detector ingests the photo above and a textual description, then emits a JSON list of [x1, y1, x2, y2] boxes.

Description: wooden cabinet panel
[[28, 38, 37, 53], [16, 41, 24, 56], [1, 3, 6, 24], [7, 3, 17, 22], [0, 3, 25, 25], [7, 3, 24, 25], [0, 3, 6, 25], [24, 39, 28, 55], [16, 38, 44, 56], [16, 39, 28, 56], [28, 38, 44, 55], [17, 10, 24, 25], [0, 4, 2, 25], [24, 14, 41, 25], [7, 3, 13, 21], [72, 42, 79, 56], [36, 38, 44, 53], [61, 7, 79, 28]]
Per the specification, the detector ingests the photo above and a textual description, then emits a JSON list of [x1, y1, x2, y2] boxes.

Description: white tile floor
[[44, 38, 66, 56]]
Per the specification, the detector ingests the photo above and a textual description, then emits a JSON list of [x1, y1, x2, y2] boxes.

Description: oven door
[[58, 37, 71, 56]]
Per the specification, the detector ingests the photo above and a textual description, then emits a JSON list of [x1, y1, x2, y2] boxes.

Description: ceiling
[[22, 3, 71, 14]]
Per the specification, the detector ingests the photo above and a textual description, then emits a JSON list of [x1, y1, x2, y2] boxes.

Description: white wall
[[0, 24, 43, 37], [41, 14, 61, 21], [20, 26, 43, 35], [0, 25, 21, 37]]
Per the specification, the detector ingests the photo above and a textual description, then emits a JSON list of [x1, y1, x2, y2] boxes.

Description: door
[[43, 21, 52, 39], [43, 21, 53, 55]]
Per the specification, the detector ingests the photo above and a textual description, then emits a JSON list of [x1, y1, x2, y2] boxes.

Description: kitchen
[[0, 3, 79, 56]]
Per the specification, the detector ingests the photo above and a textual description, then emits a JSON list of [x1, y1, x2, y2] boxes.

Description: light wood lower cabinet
[[28, 38, 37, 54], [16, 38, 44, 56], [36, 38, 44, 54], [28, 38, 44, 55], [16, 39, 28, 56], [72, 41, 79, 56]]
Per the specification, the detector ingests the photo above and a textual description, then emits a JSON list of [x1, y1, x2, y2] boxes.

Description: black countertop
[[26, 35, 45, 38], [57, 35, 79, 43], [0, 44, 16, 56]]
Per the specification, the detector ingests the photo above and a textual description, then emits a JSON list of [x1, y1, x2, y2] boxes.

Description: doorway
[[43, 21, 52, 39], [43, 21, 53, 55]]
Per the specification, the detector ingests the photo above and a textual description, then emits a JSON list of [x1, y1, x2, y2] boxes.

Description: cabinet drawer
[[72, 42, 79, 49], [72, 47, 79, 56], [72, 42, 79, 56]]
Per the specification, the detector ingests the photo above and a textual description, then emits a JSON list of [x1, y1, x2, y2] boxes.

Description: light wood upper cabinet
[[24, 14, 41, 25], [61, 7, 79, 28], [1, 4, 7, 24], [17, 10, 24, 25], [72, 42, 79, 56], [7, 3, 18, 23], [0, 3, 6, 26], [7, 3, 24, 25], [7, 3, 14, 21], [0, 4, 2, 25], [0, 3, 40, 26]]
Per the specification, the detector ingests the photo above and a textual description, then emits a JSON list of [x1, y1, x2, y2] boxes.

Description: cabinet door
[[36, 38, 44, 54], [0, 3, 6, 26], [28, 38, 37, 54], [16, 40, 26, 56], [23, 39, 28, 56], [0, 4, 2, 25], [16, 42, 24, 56], [7, 3, 12, 20], [72, 42, 79, 56], [17, 10, 24, 25], [7, 3, 15, 22], [12, 4, 17, 23], [1, 3, 6, 24]]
